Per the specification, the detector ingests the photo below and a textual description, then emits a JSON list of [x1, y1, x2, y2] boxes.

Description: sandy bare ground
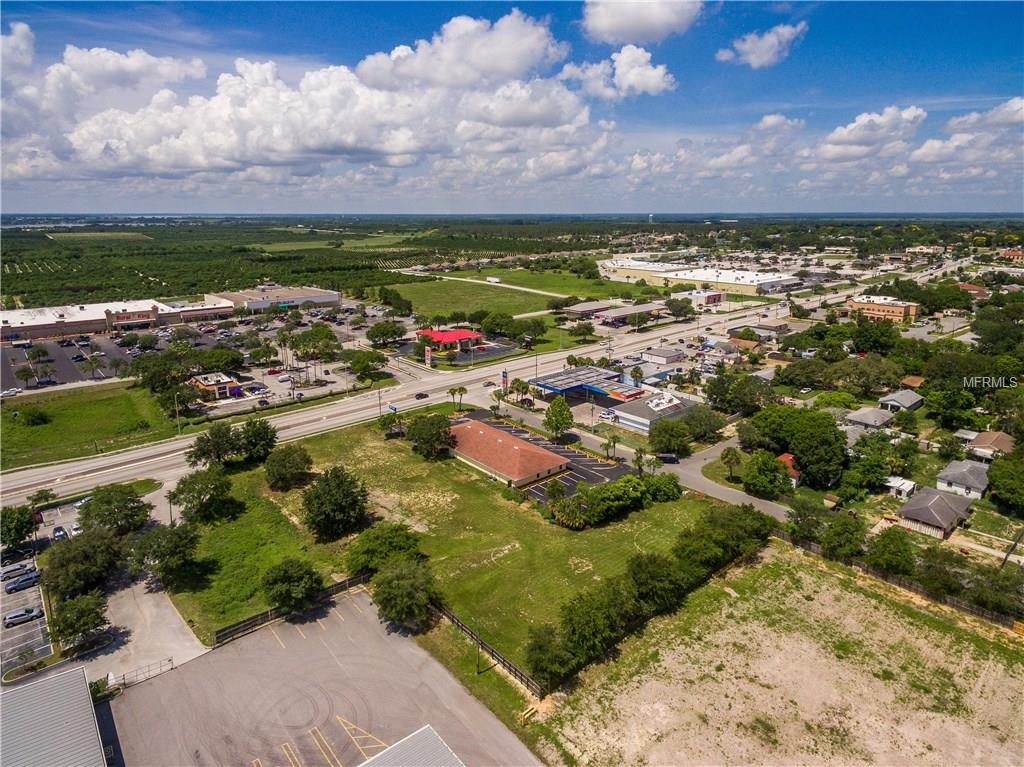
[[538, 541, 1024, 767]]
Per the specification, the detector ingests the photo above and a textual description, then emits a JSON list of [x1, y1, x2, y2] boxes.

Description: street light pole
[[173, 392, 182, 435], [377, 388, 383, 417]]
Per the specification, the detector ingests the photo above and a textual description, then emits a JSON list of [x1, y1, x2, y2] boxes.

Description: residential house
[[957, 283, 992, 300], [777, 453, 800, 487], [967, 431, 1016, 463], [897, 487, 973, 539], [953, 428, 980, 444], [900, 375, 925, 389], [936, 459, 989, 499], [885, 476, 917, 499], [846, 406, 895, 431], [878, 390, 924, 412]]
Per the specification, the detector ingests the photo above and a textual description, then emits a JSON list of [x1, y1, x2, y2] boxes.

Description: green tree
[[129, 522, 199, 585], [988, 454, 1024, 515], [349, 350, 387, 379], [49, 592, 108, 646], [789, 416, 846, 489], [238, 417, 278, 462], [186, 422, 239, 466], [1, 504, 36, 547], [626, 552, 686, 615], [525, 623, 574, 692], [43, 527, 119, 601], [569, 322, 595, 340], [787, 497, 828, 542], [167, 466, 232, 523], [864, 526, 916, 575], [79, 484, 153, 536], [937, 434, 966, 460], [365, 321, 406, 347], [819, 513, 867, 560], [545, 477, 565, 505], [262, 558, 324, 613], [721, 446, 743, 481], [915, 546, 966, 595], [345, 522, 421, 574], [264, 444, 313, 491], [680, 405, 726, 443], [371, 557, 440, 630], [406, 414, 454, 459], [302, 466, 369, 542], [741, 450, 792, 499], [648, 418, 692, 457], [543, 396, 574, 442], [630, 365, 644, 385], [963, 564, 1024, 615]]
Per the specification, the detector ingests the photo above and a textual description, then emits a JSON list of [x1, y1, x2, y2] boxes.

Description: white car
[[69, 523, 83, 537], [0, 388, 21, 398], [598, 411, 617, 421], [799, 387, 813, 394], [277, 374, 292, 383]]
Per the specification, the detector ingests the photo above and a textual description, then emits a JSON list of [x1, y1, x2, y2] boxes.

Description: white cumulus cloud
[[715, 21, 808, 69], [582, 0, 702, 44], [560, 44, 675, 100]]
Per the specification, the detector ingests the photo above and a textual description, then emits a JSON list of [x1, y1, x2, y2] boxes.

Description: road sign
[[424, 346, 432, 367], [501, 369, 508, 391]]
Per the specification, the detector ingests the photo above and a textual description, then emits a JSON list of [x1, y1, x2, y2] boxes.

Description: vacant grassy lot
[[536, 539, 1024, 766], [258, 239, 335, 251], [46, 232, 153, 241], [1, 382, 175, 469], [167, 410, 724, 659], [386, 279, 551, 317], [462, 268, 626, 299]]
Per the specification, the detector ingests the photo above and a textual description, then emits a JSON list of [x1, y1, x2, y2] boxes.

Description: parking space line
[[345, 594, 364, 614], [269, 626, 286, 649], [251, 759, 262, 767], [331, 607, 345, 623], [293, 625, 307, 640], [281, 741, 303, 767], [310, 726, 343, 767]]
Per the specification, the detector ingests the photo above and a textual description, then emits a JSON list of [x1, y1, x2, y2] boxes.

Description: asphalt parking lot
[[0, 557, 50, 672], [109, 587, 538, 767], [480, 417, 631, 503]]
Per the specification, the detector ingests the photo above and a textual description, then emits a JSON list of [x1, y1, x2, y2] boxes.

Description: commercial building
[[0, 667, 106, 767], [415, 328, 482, 350], [670, 289, 724, 307], [936, 460, 989, 499], [897, 487, 973, 539], [211, 284, 340, 312], [189, 372, 240, 400], [529, 366, 646, 401], [450, 420, 568, 487], [846, 294, 920, 323], [362, 725, 465, 767], [609, 392, 696, 435], [1, 299, 175, 340], [593, 302, 666, 325], [601, 259, 801, 294], [563, 300, 615, 318], [640, 348, 686, 365]]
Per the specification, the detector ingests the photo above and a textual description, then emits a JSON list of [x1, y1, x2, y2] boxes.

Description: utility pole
[[377, 388, 382, 417], [173, 392, 182, 435]]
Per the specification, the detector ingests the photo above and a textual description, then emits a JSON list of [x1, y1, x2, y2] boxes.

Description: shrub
[[262, 558, 324, 613], [371, 558, 440, 630], [345, 523, 421, 574], [265, 444, 313, 490], [302, 466, 368, 542], [641, 473, 682, 503], [19, 406, 50, 426]]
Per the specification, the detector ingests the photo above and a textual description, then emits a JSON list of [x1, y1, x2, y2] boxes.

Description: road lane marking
[[269, 626, 286, 649], [310, 727, 343, 767], [281, 742, 303, 767]]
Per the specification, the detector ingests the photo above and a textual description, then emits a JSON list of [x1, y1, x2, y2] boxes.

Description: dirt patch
[[539, 542, 1024, 767]]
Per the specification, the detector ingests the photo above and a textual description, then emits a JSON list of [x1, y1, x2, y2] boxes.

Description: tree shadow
[[167, 557, 219, 593]]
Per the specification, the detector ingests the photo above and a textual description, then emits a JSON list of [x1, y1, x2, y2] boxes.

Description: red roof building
[[450, 420, 569, 487], [957, 283, 991, 300], [415, 328, 482, 349], [777, 452, 800, 485]]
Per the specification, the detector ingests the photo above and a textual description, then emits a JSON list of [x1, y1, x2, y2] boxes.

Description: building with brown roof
[[968, 431, 1016, 463], [846, 294, 920, 323], [450, 421, 568, 487], [901, 375, 925, 389]]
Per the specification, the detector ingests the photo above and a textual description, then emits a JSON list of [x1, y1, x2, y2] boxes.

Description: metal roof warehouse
[[529, 365, 646, 401]]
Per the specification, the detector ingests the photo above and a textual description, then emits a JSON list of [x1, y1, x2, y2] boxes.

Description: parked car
[[3, 607, 44, 629], [414, 392, 429, 400], [1, 562, 37, 582], [799, 387, 813, 394], [267, 368, 282, 375], [598, 410, 616, 421], [0, 548, 32, 566], [58, 339, 75, 347], [5, 571, 42, 594], [70, 354, 86, 362], [277, 375, 292, 383], [257, 399, 270, 407], [52, 526, 68, 542], [69, 523, 83, 537], [483, 381, 496, 387], [655, 453, 680, 464]]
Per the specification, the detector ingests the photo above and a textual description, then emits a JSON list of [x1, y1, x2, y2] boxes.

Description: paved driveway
[[110, 588, 539, 767]]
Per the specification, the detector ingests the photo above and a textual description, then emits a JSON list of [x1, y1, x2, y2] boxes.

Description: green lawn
[[702, 453, 831, 509], [1, 382, 176, 469], [385, 280, 551, 317], [167, 410, 726, 661], [461, 268, 626, 299], [258, 240, 335, 251]]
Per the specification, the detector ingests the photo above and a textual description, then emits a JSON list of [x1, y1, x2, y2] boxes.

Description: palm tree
[[491, 389, 506, 416], [454, 386, 467, 410], [601, 434, 619, 459], [645, 456, 662, 474], [81, 356, 104, 379], [721, 446, 742, 481], [632, 447, 647, 476], [447, 387, 459, 407], [13, 366, 33, 389], [36, 363, 55, 383], [631, 366, 644, 386], [108, 358, 126, 378]]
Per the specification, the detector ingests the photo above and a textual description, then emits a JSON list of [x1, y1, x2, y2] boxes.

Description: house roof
[[564, 300, 614, 313], [841, 424, 868, 448], [642, 347, 682, 358], [752, 367, 776, 381], [0, 667, 106, 767], [611, 393, 696, 421], [954, 428, 980, 441], [901, 375, 926, 388], [937, 460, 990, 491], [360, 725, 465, 767], [450, 421, 567, 482], [594, 302, 665, 320], [777, 452, 800, 478], [969, 431, 1015, 455], [729, 337, 761, 351], [885, 476, 917, 492], [898, 487, 973, 531], [846, 406, 895, 428], [879, 390, 924, 408], [415, 328, 482, 344]]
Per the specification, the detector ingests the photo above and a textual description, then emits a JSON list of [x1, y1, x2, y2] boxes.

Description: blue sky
[[2, 1, 1022, 213]]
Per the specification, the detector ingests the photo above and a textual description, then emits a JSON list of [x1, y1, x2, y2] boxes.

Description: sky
[[1, 1, 1022, 214]]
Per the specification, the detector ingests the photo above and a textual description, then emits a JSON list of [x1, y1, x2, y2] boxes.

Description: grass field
[[386, 279, 551, 317], [1, 382, 176, 469], [462, 267, 626, 298], [535, 539, 1024, 766], [258, 240, 335, 252], [167, 408, 725, 660], [46, 232, 153, 241]]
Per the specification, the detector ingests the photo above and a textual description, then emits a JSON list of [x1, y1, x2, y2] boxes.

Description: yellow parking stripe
[[281, 742, 303, 767], [251, 759, 262, 767], [293, 624, 307, 639], [332, 608, 345, 624], [346, 594, 364, 614], [269, 626, 286, 649], [310, 726, 343, 767], [335, 717, 388, 761], [316, 618, 327, 632]]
